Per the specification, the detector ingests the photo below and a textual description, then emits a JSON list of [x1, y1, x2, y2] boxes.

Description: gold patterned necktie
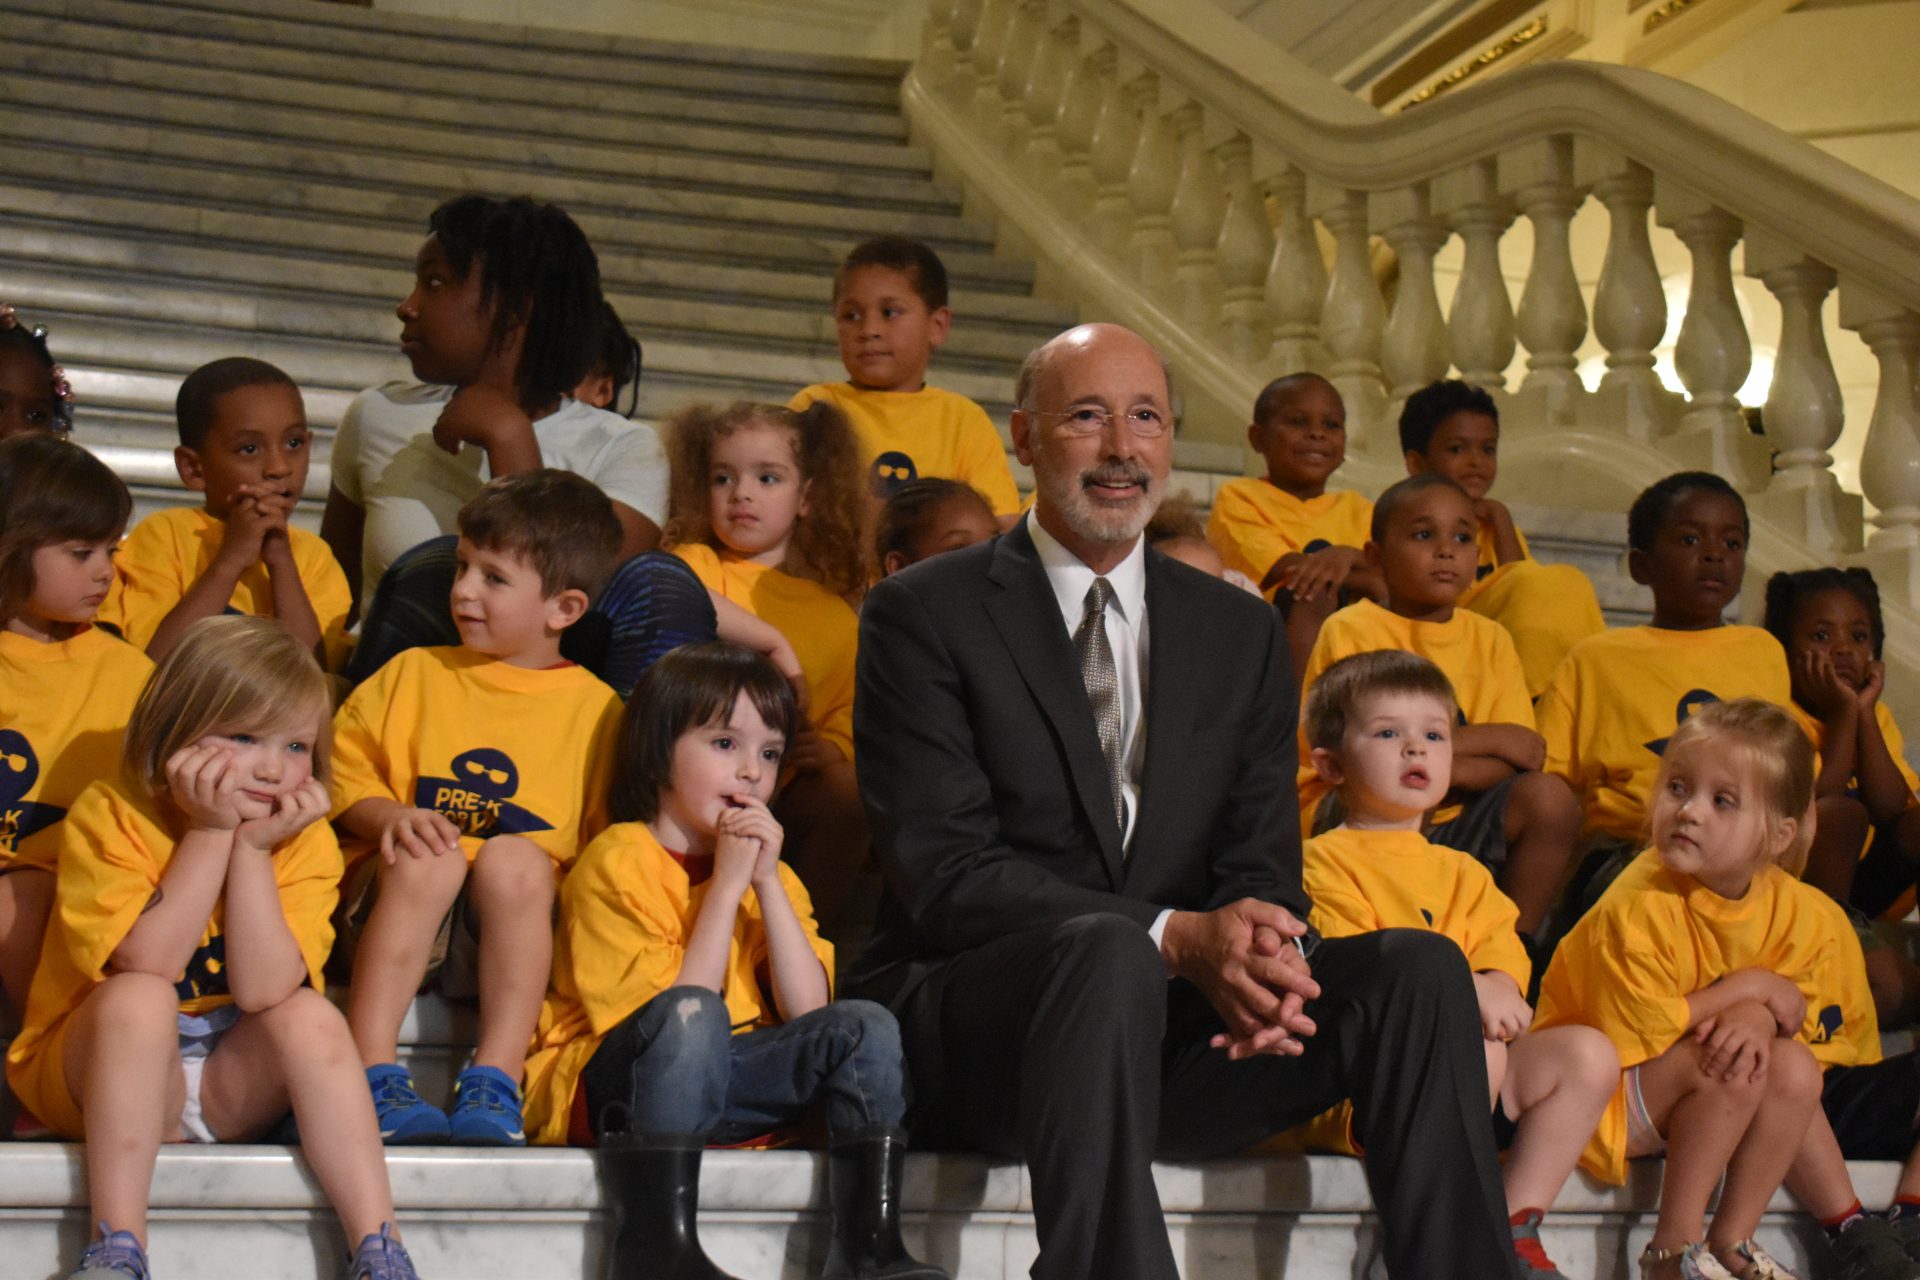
[[1073, 577, 1127, 833]]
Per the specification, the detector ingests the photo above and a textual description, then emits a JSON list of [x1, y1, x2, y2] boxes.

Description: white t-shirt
[[330, 382, 668, 600]]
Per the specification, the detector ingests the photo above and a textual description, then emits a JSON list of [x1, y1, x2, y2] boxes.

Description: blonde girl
[[4, 616, 423, 1280], [0, 435, 149, 1017], [662, 401, 869, 942], [1536, 699, 1875, 1280]]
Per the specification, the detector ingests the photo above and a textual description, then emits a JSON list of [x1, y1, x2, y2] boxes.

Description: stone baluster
[[1086, 67, 1144, 259], [1656, 184, 1766, 487], [1019, 14, 1074, 185], [1313, 184, 1388, 450], [1509, 138, 1587, 428], [1436, 159, 1515, 391], [1168, 103, 1226, 331], [1264, 167, 1327, 375], [920, 0, 958, 89], [1843, 287, 1920, 605], [1588, 159, 1671, 435], [970, 0, 1014, 146], [1215, 135, 1274, 363], [1052, 39, 1108, 212], [1378, 183, 1452, 412], [997, 1, 1043, 162], [943, 0, 985, 105], [1745, 235, 1860, 553], [1126, 80, 1179, 292]]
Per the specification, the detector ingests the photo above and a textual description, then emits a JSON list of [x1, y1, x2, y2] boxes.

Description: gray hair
[[1013, 328, 1179, 417]]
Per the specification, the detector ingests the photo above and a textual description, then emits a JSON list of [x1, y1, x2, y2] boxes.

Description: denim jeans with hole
[[579, 985, 908, 1141]]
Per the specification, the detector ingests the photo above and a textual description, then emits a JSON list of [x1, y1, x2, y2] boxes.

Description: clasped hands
[[1163, 898, 1320, 1061]]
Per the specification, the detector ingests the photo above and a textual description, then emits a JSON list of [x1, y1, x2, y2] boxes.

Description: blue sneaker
[[70, 1223, 151, 1279], [447, 1065, 525, 1146], [367, 1064, 449, 1144], [345, 1222, 421, 1280]]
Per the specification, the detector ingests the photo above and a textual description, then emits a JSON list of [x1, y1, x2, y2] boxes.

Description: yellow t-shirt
[[1453, 520, 1605, 699], [788, 382, 1020, 517], [1282, 824, 1531, 1155], [1536, 626, 1795, 843], [5, 778, 341, 1137], [1534, 848, 1877, 1184], [1788, 699, 1920, 797], [1205, 480, 1373, 589], [0, 627, 153, 873], [1297, 599, 1534, 826], [98, 506, 353, 668], [672, 544, 858, 763], [522, 821, 835, 1145], [329, 646, 621, 874]]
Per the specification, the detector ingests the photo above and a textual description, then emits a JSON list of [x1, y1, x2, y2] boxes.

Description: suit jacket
[[846, 521, 1307, 1024]]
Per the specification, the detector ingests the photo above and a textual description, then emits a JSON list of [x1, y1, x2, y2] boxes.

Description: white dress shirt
[[1025, 512, 1175, 949]]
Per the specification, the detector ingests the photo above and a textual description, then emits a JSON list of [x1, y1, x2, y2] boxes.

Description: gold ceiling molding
[[1643, 0, 1707, 33], [1406, 16, 1550, 106]]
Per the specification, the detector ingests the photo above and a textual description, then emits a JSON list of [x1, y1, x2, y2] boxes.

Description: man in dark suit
[[846, 324, 1522, 1280]]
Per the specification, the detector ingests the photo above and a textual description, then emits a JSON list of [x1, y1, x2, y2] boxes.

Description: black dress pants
[[871, 914, 1519, 1280]]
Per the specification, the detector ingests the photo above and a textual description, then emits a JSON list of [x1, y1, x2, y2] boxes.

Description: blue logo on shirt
[[1644, 689, 1721, 757], [412, 747, 554, 839], [0, 731, 65, 853], [1813, 1004, 1844, 1044], [870, 451, 918, 498]]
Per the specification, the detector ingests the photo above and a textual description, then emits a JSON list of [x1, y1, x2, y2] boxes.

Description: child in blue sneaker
[[4, 617, 421, 1280], [330, 470, 625, 1146], [522, 642, 946, 1279]]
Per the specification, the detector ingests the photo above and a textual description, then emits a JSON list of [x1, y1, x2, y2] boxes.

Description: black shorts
[[1427, 773, 1521, 874], [1824, 1052, 1920, 1161], [1850, 818, 1919, 921]]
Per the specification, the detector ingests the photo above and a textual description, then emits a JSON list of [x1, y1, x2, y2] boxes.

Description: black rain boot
[[597, 1115, 739, 1280], [820, 1125, 949, 1279]]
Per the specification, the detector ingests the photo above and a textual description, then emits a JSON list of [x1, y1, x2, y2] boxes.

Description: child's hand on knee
[[380, 806, 463, 863], [1694, 1000, 1774, 1082], [165, 741, 245, 832], [1472, 970, 1532, 1042], [237, 778, 330, 853]]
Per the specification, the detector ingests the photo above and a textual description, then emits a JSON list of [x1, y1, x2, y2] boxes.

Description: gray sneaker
[[345, 1222, 421, 1280], [1832, 1218, 1920, 1280], [70, 1224, 151, 1280]]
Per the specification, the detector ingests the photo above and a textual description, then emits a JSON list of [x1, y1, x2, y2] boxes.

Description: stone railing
[[906, 0, 1920, 673]]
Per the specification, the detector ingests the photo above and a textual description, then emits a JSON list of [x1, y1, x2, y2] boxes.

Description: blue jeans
[[580, 986, 907, 1142]]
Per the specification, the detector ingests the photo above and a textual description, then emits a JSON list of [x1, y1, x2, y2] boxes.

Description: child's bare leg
[[1784, 1108, 1859, 1220], [1866, 947, 1920, 1029], [777, 759, 869, 944], [61, 972, 185, 1245], [1804, 794, 1872, 903], [0, 866, 53, 1016], [467, 834, 552, 1076], [1708, 1039, 1822, 1262], [200, 987, 398, 1242], [1501, 1026, 1620, 1211], [347, 849, 469, 1065], [1483, 1037, 1508, 1109], [1498, 772, 1583, 938], [1631, 1036, 1768, 1253]]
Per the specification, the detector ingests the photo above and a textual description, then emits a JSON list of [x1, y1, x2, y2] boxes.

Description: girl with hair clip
[[1536, 699, 1879, 1280], [521, 642, 945, 1280], [0, 302, 76, 440], [0, 435, 149, 1020], [663, 400, 869, 948], [4, 617, 425, 1280], [321, 195, 668, 615]]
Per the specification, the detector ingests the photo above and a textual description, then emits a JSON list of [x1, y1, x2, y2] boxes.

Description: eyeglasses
[[1032, 406, 1175, 439]]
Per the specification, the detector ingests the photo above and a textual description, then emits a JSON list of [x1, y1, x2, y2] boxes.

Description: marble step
[[0, 64, 950, 213], [0, 202, 1068, 328], [0, 175, 1031, 298], [2, 0, 909, 112], [0, 248, 1058, 369], [0, 1141, 1869, 1280], [0, 32, 919, 173], [0, 90, 960, 226], [0, 123, 991, 254]]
